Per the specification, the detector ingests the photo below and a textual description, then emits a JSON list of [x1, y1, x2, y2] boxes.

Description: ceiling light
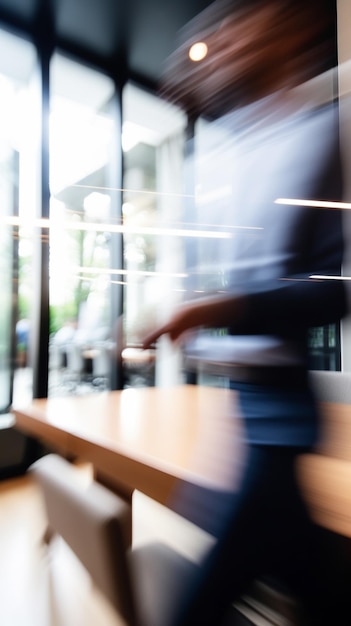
[[189, 42, 208, 62], [275, 198, 351, 210]]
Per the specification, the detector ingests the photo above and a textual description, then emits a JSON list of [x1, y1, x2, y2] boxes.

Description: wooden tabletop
[[12, 385, 246, 505], [12, 385, 351, 537]]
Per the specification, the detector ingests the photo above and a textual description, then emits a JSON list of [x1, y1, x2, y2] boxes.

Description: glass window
[[122, 84, 187, 386], [49, 54, 116, 395], [308, 324, 341, 371], [0, 30, 38, 407], [0, 144, 17, 411]]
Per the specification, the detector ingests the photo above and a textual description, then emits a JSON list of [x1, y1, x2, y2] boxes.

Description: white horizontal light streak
[[275, 198, 351, 210], [3, 216, 50, 228], [310, 275, 351, 281], [73, 183, 196, 199], [2, 216, 234, 239], [66, 221, 233, 239], [75, 275, 128, 286], [281, 276, 351, 282], [77, 266, 188, 279]]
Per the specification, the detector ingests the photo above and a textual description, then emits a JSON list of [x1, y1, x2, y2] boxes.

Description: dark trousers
[[170, 444, 350, 625]]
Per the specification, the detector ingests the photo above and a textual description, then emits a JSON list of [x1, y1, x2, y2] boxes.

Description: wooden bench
[[298, 371, 351, 538]]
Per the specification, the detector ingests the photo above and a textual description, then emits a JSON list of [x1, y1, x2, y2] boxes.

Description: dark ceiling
[[0, 0, 214, 87]]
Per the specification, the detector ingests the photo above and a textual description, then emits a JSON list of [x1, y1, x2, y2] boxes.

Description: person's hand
[[141, 292, 244, 349], [142, 302, 200, 349]]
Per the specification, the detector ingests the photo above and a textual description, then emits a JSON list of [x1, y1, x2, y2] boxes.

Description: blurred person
[[142, 0, 350, 624], [16, 318, 30, 367]]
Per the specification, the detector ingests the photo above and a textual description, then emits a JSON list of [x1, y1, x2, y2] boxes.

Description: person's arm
[[142, 133, 348, 348], [229, 275, 347, 336], [142, 293, 247, 348], [142, 272, 347, 349]]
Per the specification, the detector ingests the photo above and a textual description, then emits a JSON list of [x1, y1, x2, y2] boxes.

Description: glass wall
[[0, 30, 38, 407], [48, 66, 187, 395], [2, 35, 340, 404], [0, 144, 17, 411], [48, 54, 116, 395], [122, 84, 187, 386]]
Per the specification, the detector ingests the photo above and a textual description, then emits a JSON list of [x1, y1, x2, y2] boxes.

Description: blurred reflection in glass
[[142, 1, 350, 624]]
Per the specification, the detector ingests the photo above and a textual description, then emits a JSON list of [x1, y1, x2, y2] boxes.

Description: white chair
[[29, 454, 198, 626]]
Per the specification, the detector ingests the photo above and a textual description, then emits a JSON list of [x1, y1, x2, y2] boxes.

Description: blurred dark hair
[[160, 0, 337, 119]]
